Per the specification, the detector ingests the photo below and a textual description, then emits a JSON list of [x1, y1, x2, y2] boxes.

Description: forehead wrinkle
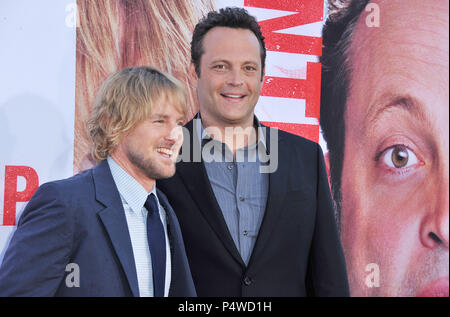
[[351, 30, 447, 82], [350, 0, 449, 66], [348, 4, 448, 138]]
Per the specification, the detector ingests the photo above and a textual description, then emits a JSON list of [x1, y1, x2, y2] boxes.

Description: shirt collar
[[107, 156, 159, 214], [194, 112, 267, 151]]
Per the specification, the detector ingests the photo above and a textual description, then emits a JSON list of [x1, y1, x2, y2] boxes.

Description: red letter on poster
[[261, 62, 322, 119], [3, 166, 39, 226], [245, 0, 324, 142], [245, 0, 323, 56]]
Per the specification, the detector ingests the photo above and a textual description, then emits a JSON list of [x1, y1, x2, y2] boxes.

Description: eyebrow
[[364, 94, 430, 135], [150, 113, 186, 121], [150, 113, 167, 118], [210, 59, 259, 66]]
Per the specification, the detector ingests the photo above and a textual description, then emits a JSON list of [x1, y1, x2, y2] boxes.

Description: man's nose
[[165, 123, 183, 143], [420, 167, 449, 249], [226, 69, 244, 86]]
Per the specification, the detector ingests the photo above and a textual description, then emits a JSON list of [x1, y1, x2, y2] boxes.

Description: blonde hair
[[75, 0, 215, 172], [87, 66, 187, 162]]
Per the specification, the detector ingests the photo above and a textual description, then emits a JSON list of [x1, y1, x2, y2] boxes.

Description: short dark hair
[[320, 0, 370, 225], [191, 7, 266, 80]]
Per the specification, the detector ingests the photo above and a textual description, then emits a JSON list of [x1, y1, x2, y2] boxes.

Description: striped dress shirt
[[195, 117, 269, 265], [107, 156, 171, 297]]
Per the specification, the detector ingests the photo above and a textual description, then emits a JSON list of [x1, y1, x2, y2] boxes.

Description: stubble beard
[[126, 148, 176, 180]]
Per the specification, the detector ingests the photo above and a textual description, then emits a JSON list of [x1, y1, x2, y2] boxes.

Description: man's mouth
[[220, 93, 246, 101], [156, 147, 174, 158]]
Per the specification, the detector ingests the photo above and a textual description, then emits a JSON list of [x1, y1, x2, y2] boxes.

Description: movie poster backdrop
[[0, 0, 448, 296]]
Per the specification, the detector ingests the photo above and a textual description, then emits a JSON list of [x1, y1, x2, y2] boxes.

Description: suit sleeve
[[306, 144, 350, 296], [0, 182, 73, 296]]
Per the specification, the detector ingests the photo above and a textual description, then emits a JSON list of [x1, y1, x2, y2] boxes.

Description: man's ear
[[189, 63, 198, 87]]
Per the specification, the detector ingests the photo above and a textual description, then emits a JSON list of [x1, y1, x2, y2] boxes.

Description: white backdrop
[[0, 1, 76, 262]]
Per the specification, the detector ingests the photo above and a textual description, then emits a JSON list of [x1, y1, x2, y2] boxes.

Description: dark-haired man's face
[[340, 0, 448, 296], [194, 27, 263, 130]]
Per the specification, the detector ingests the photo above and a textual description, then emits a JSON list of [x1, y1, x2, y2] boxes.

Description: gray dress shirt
[[196, 117, 269, 265]]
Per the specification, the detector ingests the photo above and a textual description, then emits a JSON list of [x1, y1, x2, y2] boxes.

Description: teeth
[[157, 148, 173, 156], [223, 94, 243, 98]]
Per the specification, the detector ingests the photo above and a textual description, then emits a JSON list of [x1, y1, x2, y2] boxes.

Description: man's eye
[[244, 65, 256, 71], [213, 64, 226, 70], [381, 145, 418, 168]]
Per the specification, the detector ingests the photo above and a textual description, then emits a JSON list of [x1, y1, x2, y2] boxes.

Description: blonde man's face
[[115, 99, 185, 184]]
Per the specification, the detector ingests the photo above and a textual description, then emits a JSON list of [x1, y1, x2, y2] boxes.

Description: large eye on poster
[[320, 0, 449, 297], [0, 0, 448, 297]]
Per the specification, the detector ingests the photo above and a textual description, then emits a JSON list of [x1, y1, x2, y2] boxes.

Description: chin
[[153, 166, 176, 180], [140, 161, 176, 181]]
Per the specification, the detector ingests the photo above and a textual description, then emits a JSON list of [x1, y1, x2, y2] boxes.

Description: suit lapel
[[93, 160, 140, 297], [247, 127, 289, 268], [177, 120, 245, 267], [156, 191, 175, 295]]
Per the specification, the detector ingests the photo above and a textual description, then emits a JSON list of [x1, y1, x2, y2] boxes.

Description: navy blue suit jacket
[[0, 160, 196, 297]]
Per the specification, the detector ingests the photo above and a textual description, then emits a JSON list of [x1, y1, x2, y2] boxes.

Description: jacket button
[[243, 276, 252, 286]]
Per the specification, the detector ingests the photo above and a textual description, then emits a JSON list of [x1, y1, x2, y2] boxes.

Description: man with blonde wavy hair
[[0, 66, 196, 297]]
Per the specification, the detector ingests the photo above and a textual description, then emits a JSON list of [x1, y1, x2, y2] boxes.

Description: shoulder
[[17, 168, 100, 229], [24, 168, 97, 216], [265, 125, 321, 155], [36, 168, 95, 198], [278, 128, 317, 147]]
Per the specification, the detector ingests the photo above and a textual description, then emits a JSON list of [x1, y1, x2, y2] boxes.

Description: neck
[[200, 114, 258, 156], [110, 151, 155, 193]]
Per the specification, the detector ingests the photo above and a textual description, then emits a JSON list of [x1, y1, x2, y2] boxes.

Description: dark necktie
[[144, 193, 166, 297]]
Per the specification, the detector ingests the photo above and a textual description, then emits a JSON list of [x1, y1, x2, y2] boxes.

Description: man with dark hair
[[190, 6, 266, 81], [320, 0, 370, 221], [321, 0, 449, 296], [158, 7, 349, 297]]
